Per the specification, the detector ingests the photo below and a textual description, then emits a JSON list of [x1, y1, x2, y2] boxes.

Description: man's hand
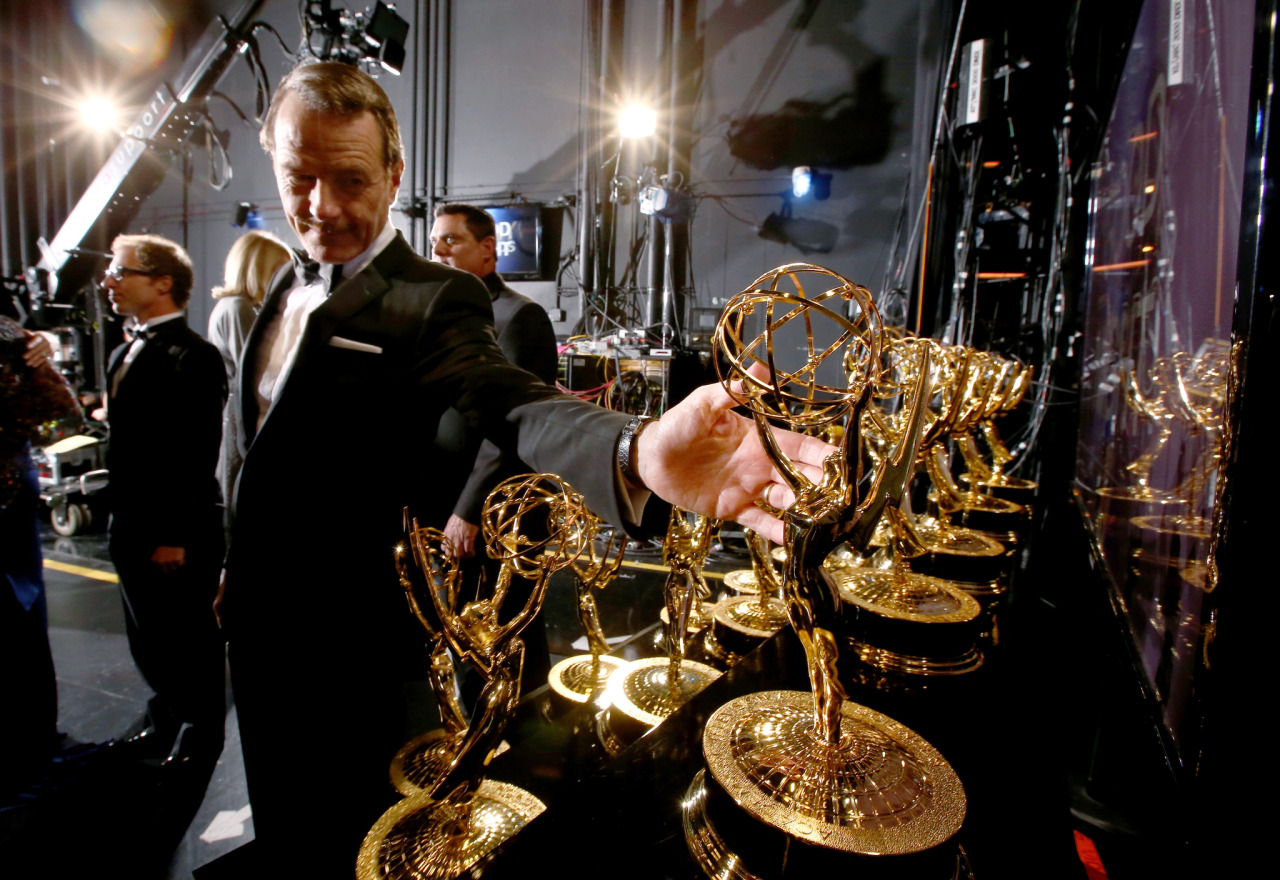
[[443, 514, 480, 559], [24, 332, 53, 368], [635, 373, 836, 546], [151, 545, 186, 574]]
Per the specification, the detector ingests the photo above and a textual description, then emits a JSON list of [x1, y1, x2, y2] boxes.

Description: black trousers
[[109, 522, 226, 747]]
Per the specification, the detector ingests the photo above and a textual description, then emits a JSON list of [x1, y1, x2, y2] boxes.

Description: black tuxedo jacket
[[225, 233, 628, 638], [105, 316, 226, 547], [222, 233, 636, 858]]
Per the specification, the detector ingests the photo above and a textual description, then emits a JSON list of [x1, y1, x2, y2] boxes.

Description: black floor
[[1, 526, 253, 878]]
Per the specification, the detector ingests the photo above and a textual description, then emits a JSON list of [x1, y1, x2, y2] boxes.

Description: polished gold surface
[[546, 515, 628, 704], [390, 729, 466, 798], [618, 507, 722, 727], [859, 338, 1017, 583], [713, 529, 789, 644], [418, 474, 587, 803], [356, 780, 545, 880], [547, 653, 626, 705], [702, 691, 965, 854], [690, 265, 968, 874], [607, 656, 722, 728], [683, 768, 973, 879], [711, 595, 790, 640], [828, 565, 982, 624], [392, 520, 468, 795], [723, 569, 763, 594], [369, 475, 589, 876]]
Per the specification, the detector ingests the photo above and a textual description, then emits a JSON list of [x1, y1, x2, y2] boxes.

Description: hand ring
[[763, 483, 775, 508]]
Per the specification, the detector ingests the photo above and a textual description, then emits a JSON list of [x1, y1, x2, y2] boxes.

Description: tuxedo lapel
[[106, 341, 129, 387], [284, 233, 415, 366], [297, 264, 389, 353], [246, 236, 413, 444]]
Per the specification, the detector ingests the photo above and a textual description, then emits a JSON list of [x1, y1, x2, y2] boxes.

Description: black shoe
[[110, 725, 176, 761], [160, 723, 224, 770]]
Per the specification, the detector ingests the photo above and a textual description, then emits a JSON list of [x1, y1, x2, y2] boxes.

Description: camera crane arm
[[25, 0, 269, 306]]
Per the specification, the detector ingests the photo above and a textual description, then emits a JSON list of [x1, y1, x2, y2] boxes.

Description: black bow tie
[[296, 260, 345, 292], [297, 260, 322, 286]]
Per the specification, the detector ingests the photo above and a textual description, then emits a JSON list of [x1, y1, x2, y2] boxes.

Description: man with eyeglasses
[[429, 203, 560, 698], [101, 233, 228, 770]]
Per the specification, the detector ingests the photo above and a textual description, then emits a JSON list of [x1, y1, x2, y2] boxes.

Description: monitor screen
[[485, 205, 542, 279]]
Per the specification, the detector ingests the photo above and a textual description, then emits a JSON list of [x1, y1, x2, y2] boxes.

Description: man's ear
[[389, 159, 405, 194], [481, 235, 497, 260], [154, 274, 174, 297]]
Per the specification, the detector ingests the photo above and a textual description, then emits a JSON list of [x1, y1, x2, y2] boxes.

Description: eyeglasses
[[431, 234, 473, 248], [101, 266, 157, 283]]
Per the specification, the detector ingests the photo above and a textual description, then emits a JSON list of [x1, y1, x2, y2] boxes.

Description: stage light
[[790, 165, 831, 200], [78, 97, 119, 132], [638, 185, 668, 216], [792, 166, 812, 198], [362, 1, 409, 73], [233, 203, 264, 229], [619, 105, 657, 139]]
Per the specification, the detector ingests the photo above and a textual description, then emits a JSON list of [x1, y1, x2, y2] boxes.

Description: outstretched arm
[[634, 377, 835, 545]]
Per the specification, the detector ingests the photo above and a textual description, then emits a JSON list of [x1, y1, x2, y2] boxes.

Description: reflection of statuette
[[1096, 356, 1192, 515], [1129, 343, 1228, 538], [683, 264, 968, 879], [359, 475, 588, 880]]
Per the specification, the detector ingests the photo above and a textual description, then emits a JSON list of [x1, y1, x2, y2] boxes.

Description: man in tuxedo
[[220, 61, 829, 874], [103, 234, 227, 766]]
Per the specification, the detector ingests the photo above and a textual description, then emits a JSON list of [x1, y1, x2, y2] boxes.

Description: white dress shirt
[[253, 222, 396, 433]]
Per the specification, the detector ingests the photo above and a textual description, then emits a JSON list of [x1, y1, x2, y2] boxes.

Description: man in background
[[430, 202, 560, 691], [102, 234, 227, 768]]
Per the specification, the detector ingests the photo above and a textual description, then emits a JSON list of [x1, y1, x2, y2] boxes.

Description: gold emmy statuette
[[922, 346, 1027, 536], [683, 264, 969, 880], [955, 353, 1039, 502], [828, 335, 986, 673], [607, 507, 723, 733], [388, 515, 469, 796], [860, 337, 1010, 592], [547, 521, 628, 707], [358, 474, 591, 880], [710, 528, 791, 655]]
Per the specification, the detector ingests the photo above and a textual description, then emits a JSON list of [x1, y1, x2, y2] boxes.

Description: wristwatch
[[617, 415, 657, 490]]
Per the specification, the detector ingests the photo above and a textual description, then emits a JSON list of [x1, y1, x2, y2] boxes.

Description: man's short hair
[[112, 234, 195, 308], [434, 203, 495, 243], [259, 60, 404, 171]]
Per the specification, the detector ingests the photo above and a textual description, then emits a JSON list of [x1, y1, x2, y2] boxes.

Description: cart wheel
[[51, 503, 85, 537]]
